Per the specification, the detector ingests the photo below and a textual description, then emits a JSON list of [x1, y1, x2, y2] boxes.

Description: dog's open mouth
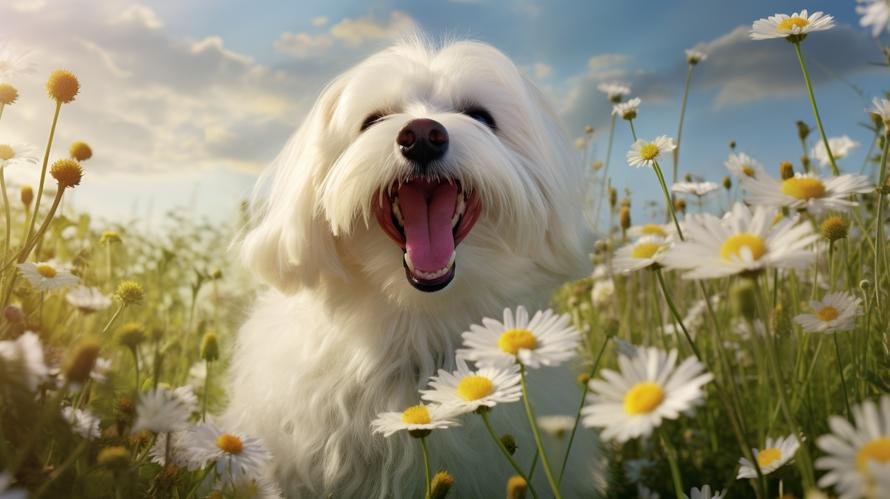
[[373, 178, 482, 292]]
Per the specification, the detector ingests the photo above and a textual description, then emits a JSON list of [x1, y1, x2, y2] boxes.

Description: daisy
[[628, 223, 672, 239], [725, 152, 766, 179], [627, 136, 676, 168], [591, 278, 615, 305], [857, 0, 890, 37], [685, 485, 725, 499], [17, 261, 80, 292], [581, 347, 713, 442], [149, 431, 203, 470], [737, 434, 800, 479], [421, 358, 522, 415], [0, 43, 34, 80], [685, 49, 707, 65], [537, 415, 576, 438], [611, 97, 641, 120], [226, 477, 285, 499], [0, 143, 39, 169], [816, 395, 890, 499], [741, 172, 872, 215], [750, 10, 835, 40], [811, 136, 858, 167], [0, 331, 48, 391], [371, 403, 459, 437], [662, 203, 818, 279], [62, 407, 101, 439], [65, 286, 112, 313], [457, 306, 581, 369], [187, 422, 271, 484], [132, 387, 191, 433], [869, 97, 890, 130], [597, 82, 630, 102], [613, 235, 671, 274], [794, 292, 861, 334], [671, 181, 720, 197], [173, 385, 199, 414]]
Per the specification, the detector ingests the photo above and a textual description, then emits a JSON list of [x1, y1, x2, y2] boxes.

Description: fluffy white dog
[[224, 37, 598, 498]]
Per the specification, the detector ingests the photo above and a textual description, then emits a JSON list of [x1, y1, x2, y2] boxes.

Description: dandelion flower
[[537, 415, 576, 438], [611, 97, 641, 120], [132, 388, 191, 433], [685, 485, 725, 499], [62, 407, 101, 439], [627, 136, 676, 168], [741, 172, 872, 215], [114, 280, 144, 305], [0, 84, 17, 106], [671, 181, 720, 197], [187, 422, 271, 484], [0, 143, 39, 169], [613, 235, 671, 274], [421, 358, 522, 415], [737, 434, 800, 479], [597, 82, 630, 102], [811, 136, 858, 168], [685, 49, 707, 65], [65, 286, 112, 313], [816, 395, 890, 499], [725, 152, 765, 179], [869, 97, 890, 130], [371, 403, 460, 437], [794, 292, 861, 333], [18, 261, 79, 291], [0, 331, 48, 391], [50, 158, 83, 188], [857, 0, 890, 37], [750, 10, 835, 41], [457, 306, 581, 369], [69, 141, 92, 161], [581, 347, 713, 442], [46, 69, 80, 103], [662, 203, 818, 279]]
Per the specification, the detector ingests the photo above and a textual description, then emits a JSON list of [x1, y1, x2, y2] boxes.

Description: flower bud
[[779, 161, 794, 180], [674, 198, 687, 213], [430, 471, 454, 499], [97, 446, 130, 470], [115, 280, 144, 305], [116, 322, 146, 350], [20, 186, 33, 207], [584, 125, 594, 135], [801, 155, 811, 171], [619, 206, 631, 231], [506, 476, 528, 499], [0, 83, 18, 105], [100, 230, 122, 245], [200, 331, 220, 362], [796, 120, 811, 141], [729, 141, 736, 150], [684, 173, 693, 182], [820, 216, 848, 242], [69, 141, 92, 161], [576, 372, 591, 386], [3, 305, 23, 323], [722, 176, 732, 190], [50, 158, 83, 188], [46, 69, 80, 104], [608, 187, 617, 208], [63, 337, 101, 383], [500, 434, 518, 455]]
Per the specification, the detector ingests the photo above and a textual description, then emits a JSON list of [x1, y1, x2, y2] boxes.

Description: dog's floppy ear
[[240, 75, 351, 294]]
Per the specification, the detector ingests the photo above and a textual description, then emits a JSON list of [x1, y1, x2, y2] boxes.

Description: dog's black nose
[[397, 119, 448, 165]]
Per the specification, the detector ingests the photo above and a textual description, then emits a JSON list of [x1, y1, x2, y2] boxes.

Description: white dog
[[224, 37, 598, 498]]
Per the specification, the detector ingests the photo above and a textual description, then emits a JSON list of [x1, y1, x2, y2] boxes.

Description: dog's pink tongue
[[398, 180, 458, 272]]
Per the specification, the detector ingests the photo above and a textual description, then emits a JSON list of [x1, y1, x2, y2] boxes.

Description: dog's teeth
[[404, 253, 415, 272], [451, 196, 466, 227], [392, 196, 404, 226], [448, 250, 456, 267], [407, 251, 456, 280]]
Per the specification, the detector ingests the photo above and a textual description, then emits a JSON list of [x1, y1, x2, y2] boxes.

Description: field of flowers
[[1, 5, 889, 499]]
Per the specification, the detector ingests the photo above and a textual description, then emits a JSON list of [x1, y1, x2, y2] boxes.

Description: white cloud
[[110, 4, 163, 30], [275, 11, 416, 59], [311, 16, 329, 27]]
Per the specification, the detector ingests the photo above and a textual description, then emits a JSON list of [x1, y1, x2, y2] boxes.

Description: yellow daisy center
[[640, 224, 667, 237], [720, 233, 767, 261], [777, 16, 810, 32], [741, 165, 756, 177], [631, 242, 661, 260], [457, 375, 494, 401], [498, 328, 537, 355], [757, 447, 782, 468], [0, 144, 13, 161], [216, 433, 243, 455], [639, 143, 660, 161], [623, 382, 665, 415], [781, 177, 826, 200], [816, 306, 839, 322], [401, 404, 431, 425], [36, 264, 57, 278], [856, 437, 890, 471]]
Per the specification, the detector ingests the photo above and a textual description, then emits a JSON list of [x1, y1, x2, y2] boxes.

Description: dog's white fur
[[223, 37, 598, 498]]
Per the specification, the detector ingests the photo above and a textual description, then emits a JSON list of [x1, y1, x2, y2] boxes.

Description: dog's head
[[242, 39, 587, 304]]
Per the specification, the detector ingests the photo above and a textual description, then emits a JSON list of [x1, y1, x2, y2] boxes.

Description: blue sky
[[0, 0, 884, 228]]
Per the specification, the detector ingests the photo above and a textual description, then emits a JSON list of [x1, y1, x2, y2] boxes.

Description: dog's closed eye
[[360, 112, 387, 132], [461, 107, 496, 130]]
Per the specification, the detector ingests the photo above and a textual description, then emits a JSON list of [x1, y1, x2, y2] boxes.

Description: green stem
[[655, 268, 701, 360], [131, 345, 141, 391], [519, 364, 562, 499], [185, 466, 213, 499], [660, 431, 685, 498], [0, 169, 10, 262], [593, 115, 617, 230], [11, 186, 65, 265], [832, 333, 851, 419], [873, 135, 889, 312], [101, 303, 125, 335], [478, 410, 540, 499], [792, 41, 839, 176], [35, 439, 88, 496], [673, 64, 695, 185], [25, 101, 62, 251], [557, 336, 610, 485], [202, 360, 211, 422], [652, 160, 684, 239], [10, 382, 69, 473], [419, 437, 432, 499]]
